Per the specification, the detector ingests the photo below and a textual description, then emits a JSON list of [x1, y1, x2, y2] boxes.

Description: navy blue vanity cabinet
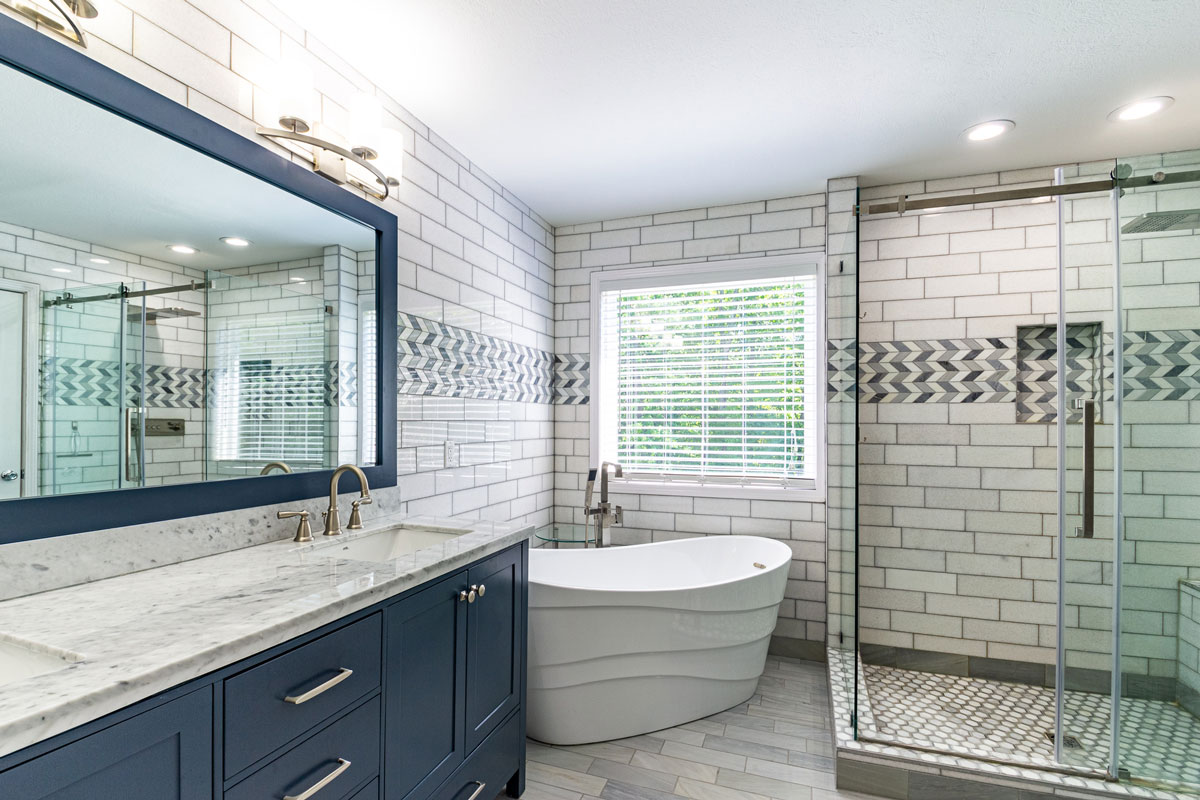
[[384, 541, 527, 800], [465, 545, 524, 753], [0, 687, 213, 800], [383, 570, 469, 800]]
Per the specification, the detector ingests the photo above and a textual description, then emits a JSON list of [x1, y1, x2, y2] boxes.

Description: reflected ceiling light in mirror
[[168, 244, 196, 255], [89, 257, 110, 264], [221, 237, 250, 247], [51, 267, 71, 273], [963, 119, 1015, 141], [1108, 96, 1174, 122]]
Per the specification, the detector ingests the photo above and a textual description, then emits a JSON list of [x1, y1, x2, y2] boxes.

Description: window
[[210, 309, 329, 469], [591, 256, 824, 498]]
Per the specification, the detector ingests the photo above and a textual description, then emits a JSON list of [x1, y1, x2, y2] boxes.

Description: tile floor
[[521, 656, 878, 800], [863, 663, 1200, 791]]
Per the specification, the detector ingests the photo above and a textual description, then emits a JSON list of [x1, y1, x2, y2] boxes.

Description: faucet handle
[[278, 510, 313, 543], [348, 496, 373, 530]]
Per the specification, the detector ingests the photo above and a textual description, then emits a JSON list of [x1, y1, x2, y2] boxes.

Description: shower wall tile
[[553, 188, 831, 645], [859, 149, 1200, 679]]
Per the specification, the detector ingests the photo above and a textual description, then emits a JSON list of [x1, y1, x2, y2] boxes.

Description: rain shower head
[[1120, 209, 1200, 235]]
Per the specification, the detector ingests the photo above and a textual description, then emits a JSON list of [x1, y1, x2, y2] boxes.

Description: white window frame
[[589, 253, 826, 502]]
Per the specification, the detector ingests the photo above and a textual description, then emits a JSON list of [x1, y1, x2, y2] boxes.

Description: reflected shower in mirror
[[0, 61, 378, 501]]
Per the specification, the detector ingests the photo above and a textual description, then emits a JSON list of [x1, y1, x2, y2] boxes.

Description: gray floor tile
[[701, 733, 791, 764], [587, 758, 680, 793], [658, 741, 748, 772], [629, 751, 720, 782], [598, 778, 685, 800]]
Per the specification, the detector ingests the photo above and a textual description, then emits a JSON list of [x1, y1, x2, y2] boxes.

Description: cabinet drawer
[[347, 777, 379, 800], [432, 711, 521, 800], [224, 613, 381, 777], [226, 696, 380, 800]]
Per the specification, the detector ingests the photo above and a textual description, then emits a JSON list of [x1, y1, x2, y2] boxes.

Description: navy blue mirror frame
[[0, 14, 398, 544]]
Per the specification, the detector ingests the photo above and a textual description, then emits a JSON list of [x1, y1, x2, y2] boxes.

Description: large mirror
[[0, 19, 396, 540]]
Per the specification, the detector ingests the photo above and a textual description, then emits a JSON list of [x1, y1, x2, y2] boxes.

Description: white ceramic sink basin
[[317, 524, 471, 563], [0, 637, 79, 689]]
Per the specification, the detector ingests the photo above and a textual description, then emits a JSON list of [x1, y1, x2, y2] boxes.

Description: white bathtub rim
[[529, 535, 792, 594]]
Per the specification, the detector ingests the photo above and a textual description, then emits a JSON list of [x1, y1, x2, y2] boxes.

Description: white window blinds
[[595, 264, 821, 488], [210, 310, 328, 467]]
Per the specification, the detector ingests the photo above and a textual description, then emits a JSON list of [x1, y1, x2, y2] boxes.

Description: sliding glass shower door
[[40, 282, 145, 495], [1113, 155, 1200, 791]]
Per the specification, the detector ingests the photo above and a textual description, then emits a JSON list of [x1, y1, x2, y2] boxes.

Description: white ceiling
[[0, 65, 373, 272], [280, 0, 1200, 227]]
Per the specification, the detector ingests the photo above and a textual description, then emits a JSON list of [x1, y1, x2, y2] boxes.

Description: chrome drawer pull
[[284, 667, 353, 704], [283, 757, 351, 800], [465, 781, 487, 800]]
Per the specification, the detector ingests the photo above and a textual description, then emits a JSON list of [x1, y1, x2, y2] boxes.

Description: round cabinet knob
[[459, 589, 477, 603], [1, 470, 17, 481], [473, 584, 486, 598]]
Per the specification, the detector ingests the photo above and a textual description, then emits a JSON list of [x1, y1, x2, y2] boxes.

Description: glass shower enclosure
[[836, 154, 1200, 796]]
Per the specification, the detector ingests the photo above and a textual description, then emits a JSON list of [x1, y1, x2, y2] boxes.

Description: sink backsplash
[[0, 488, 407, 602]]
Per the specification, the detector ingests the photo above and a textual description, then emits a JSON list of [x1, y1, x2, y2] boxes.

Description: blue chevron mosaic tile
[[397, 313, 554, 403], [553, 354, 589, 405], [827, 338, 856, 402], [860, 337, 1017, 404], [1016, 323, 1102, 424]]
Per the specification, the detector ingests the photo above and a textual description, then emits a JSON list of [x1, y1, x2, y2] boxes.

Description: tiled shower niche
[[1016, 322, 1104, 424]]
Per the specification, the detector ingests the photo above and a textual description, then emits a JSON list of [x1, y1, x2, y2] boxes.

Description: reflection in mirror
[[0, 61, 377, 501]]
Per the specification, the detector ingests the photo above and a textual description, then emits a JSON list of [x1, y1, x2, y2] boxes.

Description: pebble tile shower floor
[[863, 664, 1200, 788], [521, 656, 873, 800]]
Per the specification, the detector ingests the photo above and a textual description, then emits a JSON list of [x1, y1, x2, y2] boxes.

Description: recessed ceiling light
[[1108, 96, 1174, 122], [89, 257, 110, 264], [52, 267, 72, 274], [963, 120, 1015, 142], [221, 237, 251, 247], [169, 244, 197, 255]]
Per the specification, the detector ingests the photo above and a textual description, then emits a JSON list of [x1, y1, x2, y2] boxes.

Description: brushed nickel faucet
[[583, 461, 623, 547], [259, 461, 293, 475], [322, 464, 372, 536]]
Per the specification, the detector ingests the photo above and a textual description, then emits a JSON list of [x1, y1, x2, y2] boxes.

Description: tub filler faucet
[[583, 461, 623, 547]]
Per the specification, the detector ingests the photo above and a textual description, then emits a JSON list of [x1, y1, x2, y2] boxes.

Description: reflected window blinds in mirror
[[0, 62, 379, 501]]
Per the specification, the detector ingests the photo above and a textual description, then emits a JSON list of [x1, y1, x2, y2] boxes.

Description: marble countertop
[[0, 513, 533, 760]]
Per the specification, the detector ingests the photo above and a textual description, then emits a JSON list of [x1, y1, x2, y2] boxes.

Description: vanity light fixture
[[221, 237, 251, 247], [1108, 96, 1174, 122], [168, 244, 196, 255], [963, 119, 1015, 141], [89, 257, 110, 264], [0, 0, 97, 47], [256, 91, 403, 201]]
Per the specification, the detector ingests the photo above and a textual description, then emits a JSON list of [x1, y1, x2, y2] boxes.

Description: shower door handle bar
[[1081, 399, 1095, 539], [125, 407, 144, 484]]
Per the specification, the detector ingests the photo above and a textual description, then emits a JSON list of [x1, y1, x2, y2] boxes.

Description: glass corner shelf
[[533, 523, 596, 548]]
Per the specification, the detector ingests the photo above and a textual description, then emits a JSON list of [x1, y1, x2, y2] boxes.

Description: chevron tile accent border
[[140, 364, 206, 409], [860, 337, 1017, 404], [41, 358, 122, 407], [398, 313, 554, 403], [1016, 323, 1102, 424], [828, 338, 856, 402], [1122, 329, 1200, 401], [553, 354, 589, 405]]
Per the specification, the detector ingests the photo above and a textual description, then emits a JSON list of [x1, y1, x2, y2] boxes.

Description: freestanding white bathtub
[[527, 535, 792, 745]]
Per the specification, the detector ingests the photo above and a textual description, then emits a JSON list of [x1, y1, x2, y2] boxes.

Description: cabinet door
[[465, 544, 524, 752], [384, 570, 467, 800], [0, 687, 212, 800]]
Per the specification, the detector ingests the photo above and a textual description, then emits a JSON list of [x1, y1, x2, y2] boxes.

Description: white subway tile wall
[[553, 192, 830, 645]]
